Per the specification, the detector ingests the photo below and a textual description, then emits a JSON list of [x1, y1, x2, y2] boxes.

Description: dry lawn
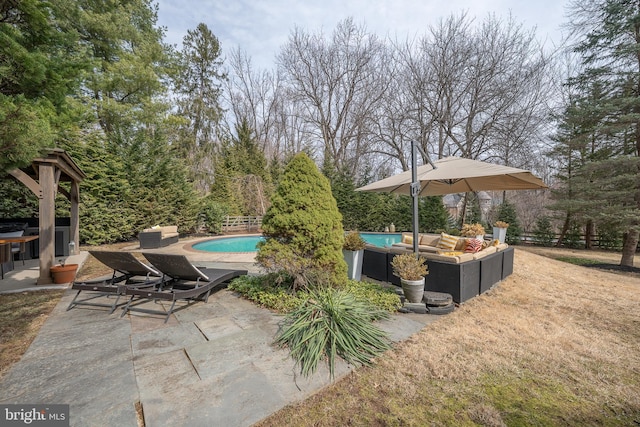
[[0, 290, 64, 379], [256, 248, 640, 426]]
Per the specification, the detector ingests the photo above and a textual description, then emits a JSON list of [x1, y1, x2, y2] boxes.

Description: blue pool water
[[192, 233, 402, 252]]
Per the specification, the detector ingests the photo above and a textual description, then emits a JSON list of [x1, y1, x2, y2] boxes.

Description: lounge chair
[[66, 251, 162, 313], [120, 253, 247, 323]]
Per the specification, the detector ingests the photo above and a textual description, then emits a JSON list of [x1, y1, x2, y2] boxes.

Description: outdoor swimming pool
[[191, 233, 402, 252]]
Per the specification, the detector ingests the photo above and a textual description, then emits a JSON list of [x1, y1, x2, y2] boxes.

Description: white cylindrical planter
[[493, 227, 507, 243], [401, 277, 425, 303], [343, 249, 364, 281]]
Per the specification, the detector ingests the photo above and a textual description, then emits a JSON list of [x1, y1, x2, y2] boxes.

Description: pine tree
[[256, 153, 346, 288], [0, 0, 86, 172], [561, 0, 640, 266], [533, 216, 555, 247], [420, 196, 449, 233]]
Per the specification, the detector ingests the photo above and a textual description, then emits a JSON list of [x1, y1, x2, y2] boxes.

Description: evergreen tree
[[561, 0, 640, 266], [171, 22, 227, 193], [0, 0, 86, 172], [210, 119, 272, 215], [496, 201, 522, 245], [533, 216, 555, 247], [420, 196, 448, 232], [256, 153, 347, 289]]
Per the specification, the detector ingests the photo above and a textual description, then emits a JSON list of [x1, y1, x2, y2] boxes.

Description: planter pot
[[50, 264, 78, 284], [343, 249, 364, 281], [493, 227, 507, 243], [401, 277, 425, 303]]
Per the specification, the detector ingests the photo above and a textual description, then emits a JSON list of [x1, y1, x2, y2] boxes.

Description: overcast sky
[[156, 0, 570, 69]]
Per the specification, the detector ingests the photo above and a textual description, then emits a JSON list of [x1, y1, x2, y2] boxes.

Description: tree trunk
[[556, 212, 570, 248], [585, 219, 594, 250], [620, 229, 639, 267]]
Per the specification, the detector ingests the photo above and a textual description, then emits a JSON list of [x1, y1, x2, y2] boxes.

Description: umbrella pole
[[410, 141, 437, 255], [411, 141, 420, 255]]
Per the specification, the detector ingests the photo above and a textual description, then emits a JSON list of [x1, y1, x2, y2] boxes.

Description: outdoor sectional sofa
[[362, 232, 514, 304], [138, 225, 180, 249]]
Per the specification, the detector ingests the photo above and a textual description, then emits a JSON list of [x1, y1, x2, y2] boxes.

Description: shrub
[[390, 253, 428, 281], [342, 280, 402, 313], [343, 231, 366, 251], [229, 275, 402, 314], [256, 153, 347, 289], [564, 222, 582, 249], [596, 223, 623, 250], [275, 286, 391, 379], [228, 274, 307, 313], [199, 196, 228, 234], [533, 216, 555, 247]]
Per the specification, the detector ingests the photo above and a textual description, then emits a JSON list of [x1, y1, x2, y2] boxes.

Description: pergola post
[[38, 163, 56, 285], [70, 180, 80, 255], [7, 149, 85, 284]]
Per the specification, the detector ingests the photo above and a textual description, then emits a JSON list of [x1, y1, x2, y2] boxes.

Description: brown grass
[[0, 289, 64, 379], [256, 248, 640, 426]]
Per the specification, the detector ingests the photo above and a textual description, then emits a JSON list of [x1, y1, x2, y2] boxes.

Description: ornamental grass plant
[[275, 286, 391, 379]]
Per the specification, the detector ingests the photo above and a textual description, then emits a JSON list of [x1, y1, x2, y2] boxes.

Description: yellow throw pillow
[[402, 234, 413, 245], [436, 232, 459, 251]]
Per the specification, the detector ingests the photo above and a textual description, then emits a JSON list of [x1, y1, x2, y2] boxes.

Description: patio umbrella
[[356, 156, 548, 196], [356, 152, 547, 253]]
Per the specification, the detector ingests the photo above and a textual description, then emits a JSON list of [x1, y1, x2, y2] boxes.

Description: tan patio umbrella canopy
[[356, 157, 547, 196]]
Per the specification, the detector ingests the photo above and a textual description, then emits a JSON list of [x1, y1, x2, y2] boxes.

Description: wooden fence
[[221, 216, 263, 232], [517, 232, 623, 250]]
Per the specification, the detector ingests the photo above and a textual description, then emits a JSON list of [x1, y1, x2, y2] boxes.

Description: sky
[[155, 0, 570, 70]]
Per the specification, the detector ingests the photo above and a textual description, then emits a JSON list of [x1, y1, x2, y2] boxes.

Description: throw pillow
[[436, 232, 459, 251], [464, 238, 483, 253], [454, 237, 467, 251], [402, 234, 413, 245]]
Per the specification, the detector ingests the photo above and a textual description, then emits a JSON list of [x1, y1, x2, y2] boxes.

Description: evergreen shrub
[[256, 153, 347, 288], [496, 201, 522, 245], [533, 216, 555, 247]]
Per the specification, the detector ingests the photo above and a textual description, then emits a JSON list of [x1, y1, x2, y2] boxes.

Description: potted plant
[[343, 231, 367, 280], [461, 223, 486, 240], [50, 258, 78, 284], [391, 253, 428, 303], [493, 221, 509, 243]]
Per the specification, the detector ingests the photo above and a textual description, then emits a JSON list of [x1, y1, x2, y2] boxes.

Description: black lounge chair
[[120, 253, 247, 323], [66, 251, 162, 313]]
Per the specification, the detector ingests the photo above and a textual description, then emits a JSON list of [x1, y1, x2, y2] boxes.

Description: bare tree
[[391, 13, 555, 167], [277, 18, 390, 174]]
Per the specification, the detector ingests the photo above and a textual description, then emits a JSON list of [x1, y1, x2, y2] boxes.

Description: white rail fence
[[221, 216, 263, 232]]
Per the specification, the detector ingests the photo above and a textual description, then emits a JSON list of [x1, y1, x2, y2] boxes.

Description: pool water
[[193, 236, 265, 252], [192, 233, 402, 252]]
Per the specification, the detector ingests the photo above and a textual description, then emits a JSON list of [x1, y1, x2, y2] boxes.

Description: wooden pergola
[[8, 149, 85, 284]]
